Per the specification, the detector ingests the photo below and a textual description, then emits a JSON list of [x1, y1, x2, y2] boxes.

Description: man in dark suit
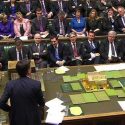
[[68, 0, 83, 17], [66, 32, 83, 66], [38, 0, 53, 18], [100, 30, 123, 63], [8, 39, 31, 61], [51, 0, 69, 17], [81, 31, 100, 64], [52, 11, 70, 37], [116, 6, 125, 33], [20, 0, 38, 19], [0, 46, 7, 70], [30, 33, 48, 69], [111, 0, 125, 10], [31, 8, 49, 37], [0, 59, 45, 125], [48, 35, 67, 67]]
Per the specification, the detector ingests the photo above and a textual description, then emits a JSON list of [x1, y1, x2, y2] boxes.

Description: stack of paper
[[55, 66, 69, 74], [94, 63, 125, 71], [45, 98, 66, 124]]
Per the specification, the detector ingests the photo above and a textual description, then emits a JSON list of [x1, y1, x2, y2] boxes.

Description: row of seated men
[[1, 0, 125, 38], [0, 0, 125, 18], [2, 5, 125, 40], [0, 30, 125, 70]]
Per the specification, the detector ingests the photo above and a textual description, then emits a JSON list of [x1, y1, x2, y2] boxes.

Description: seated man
[[66, 32, 83, 66], [81, 31, 100, 64], [31, 8, 49, 38], [100, 30, 123, 63], [30, 33, 48, 69], [20, 0, 38, 20], [52, 11, 70, 37], [8, 39, 31, 61], [47, 35, 67, 67]]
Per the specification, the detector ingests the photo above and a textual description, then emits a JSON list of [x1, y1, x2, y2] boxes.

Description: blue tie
[[55, 47, 60, 60]]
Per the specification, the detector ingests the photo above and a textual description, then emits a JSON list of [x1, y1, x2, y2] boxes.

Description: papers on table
[[55, 66, 69, 74], [118, 101, 125, 111], [94, 63, 125, 72], [45, 98, 66, 124], [19, 36, 28, 41]]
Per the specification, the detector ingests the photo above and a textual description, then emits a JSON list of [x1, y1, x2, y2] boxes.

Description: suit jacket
[[30, 42, 48, 60], [31, 17, 48, 35], [20, 1, 38, 16], [103, 15, 117, 33], [47, 42, 67, 66], [68, 0, 83, 17], [52, 18, 70, 35], [52, 1, 68, 17], [100, 40, 123, 63], [81, 40, 100, 60], [38, 0, 53, 14], [14, 18, 31, 37], [111, 0, 125, 8], [115, 15, 125, 33], [0, 46, 7, 70], [66, 42, 83, 60], [4, 2, 20, 16], [0, 77, 45, 125], [8, 46, 31, 61]]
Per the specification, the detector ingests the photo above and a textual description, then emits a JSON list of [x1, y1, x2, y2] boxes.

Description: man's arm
[[0, 83, 11, 112]]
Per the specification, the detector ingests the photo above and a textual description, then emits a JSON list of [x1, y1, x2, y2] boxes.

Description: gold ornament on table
[[82, 72, 109, 92]]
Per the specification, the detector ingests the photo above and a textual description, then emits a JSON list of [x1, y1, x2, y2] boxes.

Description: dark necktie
[[20, 24, 25, 36], [74, 0, 77, 6], [60, 21, 65, 35], [19, 51, 22, 60], [41, 0, 47, 16], [36, 44, 40, 53], [58, 1, 63, 11], [111, 42, 115, 56], [38, 19, 43, 32], [26, 3, 30, 12], [73, 43, 78, 57], [90, 42, 95, 50], [55, 46, 60, 60]]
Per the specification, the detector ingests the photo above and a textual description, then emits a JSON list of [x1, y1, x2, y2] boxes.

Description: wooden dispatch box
[[8, 59, 36, 79]]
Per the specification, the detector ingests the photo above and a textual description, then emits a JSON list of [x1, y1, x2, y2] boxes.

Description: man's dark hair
[[88, 30, 95, 35], [15, 39, 23, 46], [50, 35, 58, 40], [16, 59, 31, 77]]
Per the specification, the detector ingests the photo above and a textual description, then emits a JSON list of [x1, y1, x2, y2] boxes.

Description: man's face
[[34, 34, 42, 44], [108, 34, 116, 43], [16, 44, 23, 51], [88, 32, 95, 41], [118, 7, 125, 16], [51, 38, 58, 47], [70, 35, 77, 43], [36, 11, 42, 18]]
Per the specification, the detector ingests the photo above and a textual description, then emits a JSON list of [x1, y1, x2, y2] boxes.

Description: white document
[[58, 66, 70, 72], [41, 32, 49, 38], [45, 112, 65, 124], [94, 63, 125, 72], [46, 105, 66, 113], [118, 101, 125, 111], [45, 98, 63, 108], [19, 36, 28, 41]]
